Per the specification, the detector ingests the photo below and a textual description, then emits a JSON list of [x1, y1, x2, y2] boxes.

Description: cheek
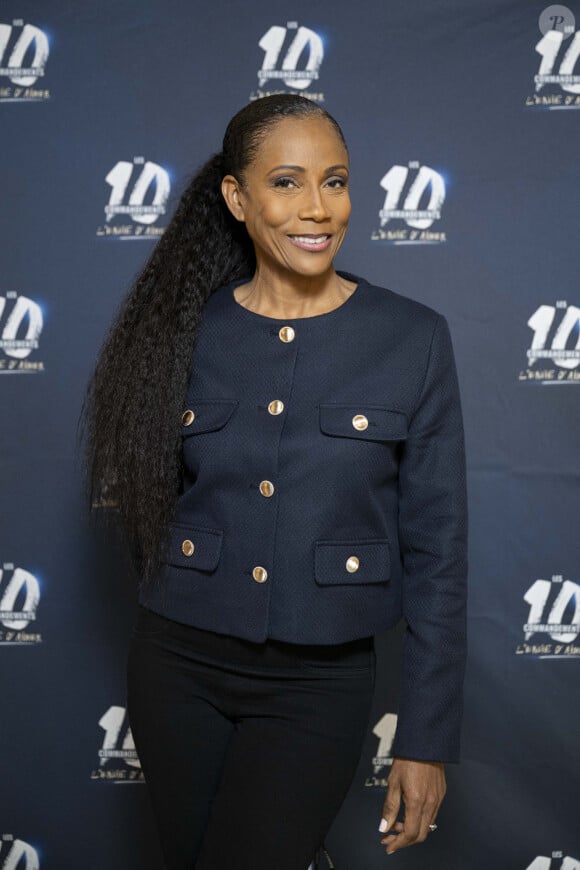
[[244, 201, 289, 243], [336, 196, 351, 227], [256, 199, 291, 230]]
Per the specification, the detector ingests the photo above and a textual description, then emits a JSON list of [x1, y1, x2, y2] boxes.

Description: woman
[[81, 94, 468, 868]]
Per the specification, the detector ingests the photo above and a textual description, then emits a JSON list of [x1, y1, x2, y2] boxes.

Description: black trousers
[[126, 605, 376, 870]]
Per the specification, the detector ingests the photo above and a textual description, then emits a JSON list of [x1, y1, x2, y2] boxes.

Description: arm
[[380, 313, 468, 853]]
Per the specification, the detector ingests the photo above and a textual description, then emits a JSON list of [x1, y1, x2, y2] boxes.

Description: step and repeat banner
[[1, 1, 579, 868]]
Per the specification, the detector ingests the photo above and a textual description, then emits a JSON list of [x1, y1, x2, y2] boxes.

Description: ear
[[221, 174, 246, 223]]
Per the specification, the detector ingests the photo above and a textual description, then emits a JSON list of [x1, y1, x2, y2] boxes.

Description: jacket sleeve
[[390, 312, 468, 763]]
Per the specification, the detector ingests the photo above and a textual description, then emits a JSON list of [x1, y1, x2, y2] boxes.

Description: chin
[[288, 262, 333, 278], [288, 250, 336, 270]]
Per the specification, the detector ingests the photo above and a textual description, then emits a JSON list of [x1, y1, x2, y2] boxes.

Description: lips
[[287, 233, 332, 251]]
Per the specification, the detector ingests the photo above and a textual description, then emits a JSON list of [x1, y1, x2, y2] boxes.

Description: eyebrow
[[267, 164, 349, 174]]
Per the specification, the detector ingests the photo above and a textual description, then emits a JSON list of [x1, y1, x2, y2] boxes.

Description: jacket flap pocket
[[164, 523, 223, 571], [319, 404, 407, 441], [181, 400, 238, 435], [314, 539, 391, 586]]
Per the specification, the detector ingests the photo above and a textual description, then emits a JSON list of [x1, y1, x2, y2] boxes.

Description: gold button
[[346, 556, 359, 573], [252, 566, 268, 583], [182, 409, 195, 426], [352, 414, 368, 431], [259, 480, 275, 497], [268, 399, 284, 415], [181, 539, 195, 556], [279, 326, 295, 343]]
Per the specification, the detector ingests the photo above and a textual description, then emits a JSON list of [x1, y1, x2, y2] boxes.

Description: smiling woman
[[81, 93, 467, 870]]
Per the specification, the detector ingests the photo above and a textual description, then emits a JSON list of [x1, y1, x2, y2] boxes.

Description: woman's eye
[[273, 177, 297, 189], [326, 177, 347, 188]]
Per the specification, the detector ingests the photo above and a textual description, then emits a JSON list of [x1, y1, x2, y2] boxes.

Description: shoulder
[[341, 270, 443, 335]]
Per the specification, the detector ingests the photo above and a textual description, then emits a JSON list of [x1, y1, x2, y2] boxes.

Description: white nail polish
[[378, 818, 388, 832]]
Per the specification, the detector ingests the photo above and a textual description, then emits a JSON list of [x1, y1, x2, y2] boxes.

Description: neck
[[236, 263, 353, 319]]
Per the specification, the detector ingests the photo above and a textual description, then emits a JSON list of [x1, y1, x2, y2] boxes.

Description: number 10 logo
[[0, 294, 43, 360], [535, 30, 580, 93], [0, 567, 40, 630], [105, 160, 170, 225], [526, 857, 580, 870], [0, 22, 48, 86], [379, 164, 446, 230], [98, 706, 140, 768], [0, 838, 39, 870], [527, 304, 580, 369], [258, 24, 324, 90], [524, 578, 580, 642]]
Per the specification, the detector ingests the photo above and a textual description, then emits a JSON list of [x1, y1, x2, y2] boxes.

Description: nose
[[298, 182, 331, 221]]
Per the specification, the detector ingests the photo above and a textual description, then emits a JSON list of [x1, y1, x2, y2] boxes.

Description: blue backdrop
[[1, 1, 579, 868]]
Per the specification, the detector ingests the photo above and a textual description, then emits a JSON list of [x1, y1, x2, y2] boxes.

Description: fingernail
[[378, 818, 389, 832]]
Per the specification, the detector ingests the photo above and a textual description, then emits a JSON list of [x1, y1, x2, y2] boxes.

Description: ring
[[429, 824, 438, 832]]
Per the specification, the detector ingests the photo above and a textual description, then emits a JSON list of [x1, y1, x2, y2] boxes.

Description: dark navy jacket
[[140, 271, 468, 762]]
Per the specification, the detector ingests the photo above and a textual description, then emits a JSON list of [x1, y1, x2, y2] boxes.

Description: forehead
[[250, 116, 348, 168]]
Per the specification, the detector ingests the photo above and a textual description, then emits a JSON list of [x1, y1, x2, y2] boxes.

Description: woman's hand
[[378, 758, 446, 855]]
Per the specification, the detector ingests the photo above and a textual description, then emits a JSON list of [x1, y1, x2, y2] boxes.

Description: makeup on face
[[235, 117, 351, 280]]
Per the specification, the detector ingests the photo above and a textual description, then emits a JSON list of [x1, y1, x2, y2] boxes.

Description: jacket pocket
[[319, 403, 408, 442], [163, 522, 223, 572], [181, 399, 238, 436], [314, 538, 391, 586]]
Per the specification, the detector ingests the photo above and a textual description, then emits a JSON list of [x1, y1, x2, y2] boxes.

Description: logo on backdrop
[[0, 563, 42, 645], [0, 20, 50, 102], [525, 854, 580, 869], [251, 21, 325, 103], [364, 711, 397, 787], [371, 162, 448, 245], [0, 834, 40, 869], [96, 157, 171, 240], [525, 5, 580, 109], [0, 292, 45, 373], [90, 705, 145, 783], [515, 574, 580, 658], [518, 301, 580, 384]]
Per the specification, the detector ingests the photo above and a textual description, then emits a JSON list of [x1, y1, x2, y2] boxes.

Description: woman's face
[[222, 116, 351, 281]]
